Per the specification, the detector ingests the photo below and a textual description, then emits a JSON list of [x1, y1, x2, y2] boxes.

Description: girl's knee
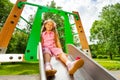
[[43, 52, 52, 57], [57, 53, 68, 58]]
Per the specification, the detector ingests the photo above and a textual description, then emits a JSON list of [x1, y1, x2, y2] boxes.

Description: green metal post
[[19, 1, 75, 61], [63, 14, 73, 52], [25, 8, 42, 61], [20, 16, 32, 27]]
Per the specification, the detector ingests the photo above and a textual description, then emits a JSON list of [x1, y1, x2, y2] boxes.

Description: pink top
[[42, 31, 56, 48]]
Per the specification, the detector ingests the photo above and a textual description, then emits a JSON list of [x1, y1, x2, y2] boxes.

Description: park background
[[0, 0, 120, 76]]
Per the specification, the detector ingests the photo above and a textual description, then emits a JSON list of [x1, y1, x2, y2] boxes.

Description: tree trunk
[[109, 52, 113, 60]]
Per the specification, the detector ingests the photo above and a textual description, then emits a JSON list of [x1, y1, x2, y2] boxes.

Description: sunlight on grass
[[0, 62, 39, 75], [0, 59, 120, 75], [94, 59, 120, 70]]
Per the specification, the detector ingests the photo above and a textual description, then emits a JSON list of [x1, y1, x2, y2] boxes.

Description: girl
[[41, 19, 84, 76]]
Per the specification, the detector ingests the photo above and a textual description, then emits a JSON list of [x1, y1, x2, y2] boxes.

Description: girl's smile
[[45, 22, 54, 31]]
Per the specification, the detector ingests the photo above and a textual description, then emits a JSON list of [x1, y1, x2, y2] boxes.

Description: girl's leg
[[58, 53, 84, 75], [43, 53, 51, 63], [57, 53, 69, 64], [51, 48, 84, 75], [43, 53, 52, 71], [43, 53, 57, 76]]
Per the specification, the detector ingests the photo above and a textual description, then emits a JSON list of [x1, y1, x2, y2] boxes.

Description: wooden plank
[[72, 11, 89, 49], [0, 0, 26, 48], [72, 11, 91, 57], [67, 44, 117, 80], [0, 54, 24, 62]]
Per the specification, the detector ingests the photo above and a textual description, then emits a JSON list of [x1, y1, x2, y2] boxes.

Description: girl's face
[[45, 21, 54, 31]]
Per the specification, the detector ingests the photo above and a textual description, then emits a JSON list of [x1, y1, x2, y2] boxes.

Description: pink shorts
[[42, 47, 63, 56]]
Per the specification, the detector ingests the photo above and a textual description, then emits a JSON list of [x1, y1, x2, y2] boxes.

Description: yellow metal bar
[[0, 0, 26, 48], [73, 11, 92, 57]]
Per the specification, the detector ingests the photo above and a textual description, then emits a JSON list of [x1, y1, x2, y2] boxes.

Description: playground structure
[[0, 0, 117, 80]]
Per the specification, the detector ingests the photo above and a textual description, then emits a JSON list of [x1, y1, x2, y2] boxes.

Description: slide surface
[[67, 44, 117, 80], [39, 43, 117, 80]]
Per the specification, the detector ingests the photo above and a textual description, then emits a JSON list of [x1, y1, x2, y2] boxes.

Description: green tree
[[90, 3, 120, 59], [90, 43, 106, 58], [26, 0, 65, 50], [43, 0, 65, 50], [0, 1, 28, 53], [0, 0, 13, 27], [7, 30, 28, 53]]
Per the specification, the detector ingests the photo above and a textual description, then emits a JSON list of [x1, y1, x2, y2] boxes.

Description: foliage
[[97, 55, 103, 59], [42, 0, 65, 50], [0, 0, 28, 53], [26, 0, 65, 50], [90, 44, 106, 58], [97, 55, 108, 59], [6, 30, 28, 53], [90, 3, 120, 59], [0, 0, 13, 27]]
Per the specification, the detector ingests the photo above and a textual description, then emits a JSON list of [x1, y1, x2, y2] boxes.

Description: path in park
[[110, 70, 120, 80], [0, 70, 119, 80]]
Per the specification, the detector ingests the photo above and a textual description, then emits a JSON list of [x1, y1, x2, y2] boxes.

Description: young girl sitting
[[41, 19, 84, 76]]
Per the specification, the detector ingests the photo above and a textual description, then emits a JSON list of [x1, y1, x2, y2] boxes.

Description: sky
[[10, 0, 120, 44]]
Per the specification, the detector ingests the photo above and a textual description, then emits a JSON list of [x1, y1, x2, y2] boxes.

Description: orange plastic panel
[[73, 11, 92, 57], [73, 11, 90, 49], [0, 0, 26, 47]]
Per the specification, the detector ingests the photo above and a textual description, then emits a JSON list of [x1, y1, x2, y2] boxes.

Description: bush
[[115, 55, 120, 57], [91, 52, 97, 58], [97, 55, 103, 59], [103, 55, 108, 59], [97, 55, 108, 59], [92, 54, 97, 58]]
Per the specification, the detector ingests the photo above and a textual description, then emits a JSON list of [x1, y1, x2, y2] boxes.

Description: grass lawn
[[94, 58, 120, 70], [0, 57, 120, 75], [0, 62, 39, 75]]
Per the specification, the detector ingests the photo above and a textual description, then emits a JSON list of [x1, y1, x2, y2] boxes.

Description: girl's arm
[[41, 35, 44, 46], [55, 34, 62, 48]]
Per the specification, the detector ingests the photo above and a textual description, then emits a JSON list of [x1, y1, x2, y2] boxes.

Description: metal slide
[[38, 43, 47, 80], [67, 44, 117, 80], [39, 43, 117, 80]]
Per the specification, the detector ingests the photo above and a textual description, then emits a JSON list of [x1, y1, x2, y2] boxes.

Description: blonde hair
[[41, 19, 62, 48], [41, 19, 56, 32]]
